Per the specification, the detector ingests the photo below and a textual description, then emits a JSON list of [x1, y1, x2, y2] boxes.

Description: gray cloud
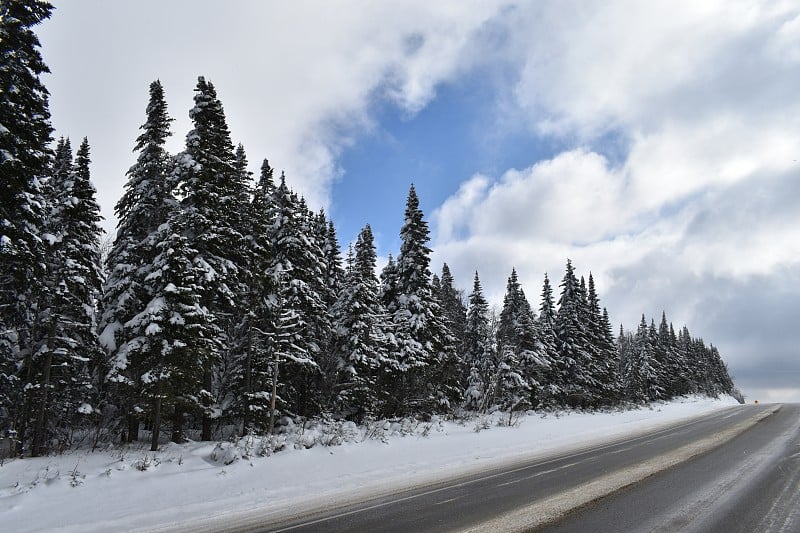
[[430, 2, 800, 402]]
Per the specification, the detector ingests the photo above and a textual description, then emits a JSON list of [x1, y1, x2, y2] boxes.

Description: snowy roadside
[[0, 395, 740, 532]]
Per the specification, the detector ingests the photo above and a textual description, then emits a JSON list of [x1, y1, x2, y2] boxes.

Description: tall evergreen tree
[[463, 271, 493, 411], [436, 263, 467, 359], [585, 274, 620, 405], [625, 315, 663, 402], [239, 159, 275, 433], [129, 210, 218, 449], [554, 260, 595, 408], [0, 0, 55, 456], [311, 210, 344, 407], [496, 268, 548, 409], [215, 143, 254, 430], [330, 224, 391, 419], [168, 76, 249, 439], [99, 80, 175, 443], [537, 273, 561, 406], [264, 176, 326, 418], [600, 307, 621, 402], [382, 186, 459, 415], [30, 137, 103, 455]]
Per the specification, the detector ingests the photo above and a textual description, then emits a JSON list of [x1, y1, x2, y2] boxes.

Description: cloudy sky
[[38, 1, 800, 402]]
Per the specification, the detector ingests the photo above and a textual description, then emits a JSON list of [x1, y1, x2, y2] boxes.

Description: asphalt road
[[241, 403, 790, 532], [544, 402, 800, 532]]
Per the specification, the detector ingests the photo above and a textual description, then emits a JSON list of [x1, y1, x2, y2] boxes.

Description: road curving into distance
[[540, 402, 800, 532], [210, 403, 793, 532]]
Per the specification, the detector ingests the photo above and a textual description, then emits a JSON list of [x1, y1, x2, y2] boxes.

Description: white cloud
[[508, 1, 799, 137], [427, 1, 800, 395], [432, 0, 800, 282], [40, 0, 509, 233]]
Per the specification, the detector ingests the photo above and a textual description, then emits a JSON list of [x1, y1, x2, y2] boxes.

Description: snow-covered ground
[[0, 395, 740, 532]]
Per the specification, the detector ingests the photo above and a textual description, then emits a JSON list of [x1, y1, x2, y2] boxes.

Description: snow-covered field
[[0, 395, 740, 532]]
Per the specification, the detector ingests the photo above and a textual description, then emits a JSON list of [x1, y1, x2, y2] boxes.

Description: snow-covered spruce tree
[[436, 263, 467, 362], [536, 273, 561, 407], [677, 326, 699, 393], [214, 143, 254, 431], [264, 176, 327, 419], [238, 159, 276, 433], [554, 260, 596, 408], [663, 321, 691, 397], [653, 312, 683, 398], [0, 0, 54, 456], [599, 307, 621, 403], [379, 254, 399, 308], [319, 212, 345, 309], [312, 209, 345, 407], [381, 185, 460, 416], [705, 344, 734, 396], [129, 212, 218, 450], [29, 137, 104, 455], [463, 271, 494, 411], [625, 315, 663, 402], [575, 275, 604, 407], [67, 138, 105, 406], [585, 274, 620, 406], [648, 317, 667, 400], [330, 224, 392, 419], [169, 76, 249, 440], [494, 268, 541, 413], [617, 326, 634, 397], [99, 80, 175, 443]]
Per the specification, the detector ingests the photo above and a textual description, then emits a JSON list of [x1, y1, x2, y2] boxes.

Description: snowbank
[[0, 395, 740, 532]]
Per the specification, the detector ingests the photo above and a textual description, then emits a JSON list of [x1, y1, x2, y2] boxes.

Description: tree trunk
[[171, 406, 183, 444], [268, 352, 279, 435], [150, 392, 162, 451], [127, 410, 139, 442], [201, 368, 212, 441], [242, 319, 253, 435], [31, 350, 53, 457]]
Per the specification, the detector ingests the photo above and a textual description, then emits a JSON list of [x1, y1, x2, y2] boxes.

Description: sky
[[36, 0, 800, 402]]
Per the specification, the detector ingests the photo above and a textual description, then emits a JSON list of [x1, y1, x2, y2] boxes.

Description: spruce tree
[[496, 268, 547, 409], [30, 137, 103, 455], [463, 271, 493, 411], [625, 315, 663, 402], [330, 224, 391, 419], [264, 176, 326, 418], [600, 307, 621, 403], [537, 273, 561, 406], [168, 76, 249, 439], [436, 263, 467, 359], [383, 185, 459, 415], [99, 80, 175, 443], [239, 159, 275, 433], [554, 260, 595, 408], [379, 254, 399, 309], [0, 0, 54, 456], [585, 274, 620, 406], [128, 211, 218, 448], [213, 143, 254, 431]]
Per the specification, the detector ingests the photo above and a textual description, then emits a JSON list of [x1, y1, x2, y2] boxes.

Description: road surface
[[543, 402, 800, 532], [230, 403, 797, 532]]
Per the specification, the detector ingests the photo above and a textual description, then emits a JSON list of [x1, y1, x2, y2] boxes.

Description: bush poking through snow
[[133, 454, 160, 471], [210, 443, 241, 465], [69, 463, 85, 487]]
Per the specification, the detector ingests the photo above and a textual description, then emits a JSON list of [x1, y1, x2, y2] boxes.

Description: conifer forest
[[0, 1, 736, 458]]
